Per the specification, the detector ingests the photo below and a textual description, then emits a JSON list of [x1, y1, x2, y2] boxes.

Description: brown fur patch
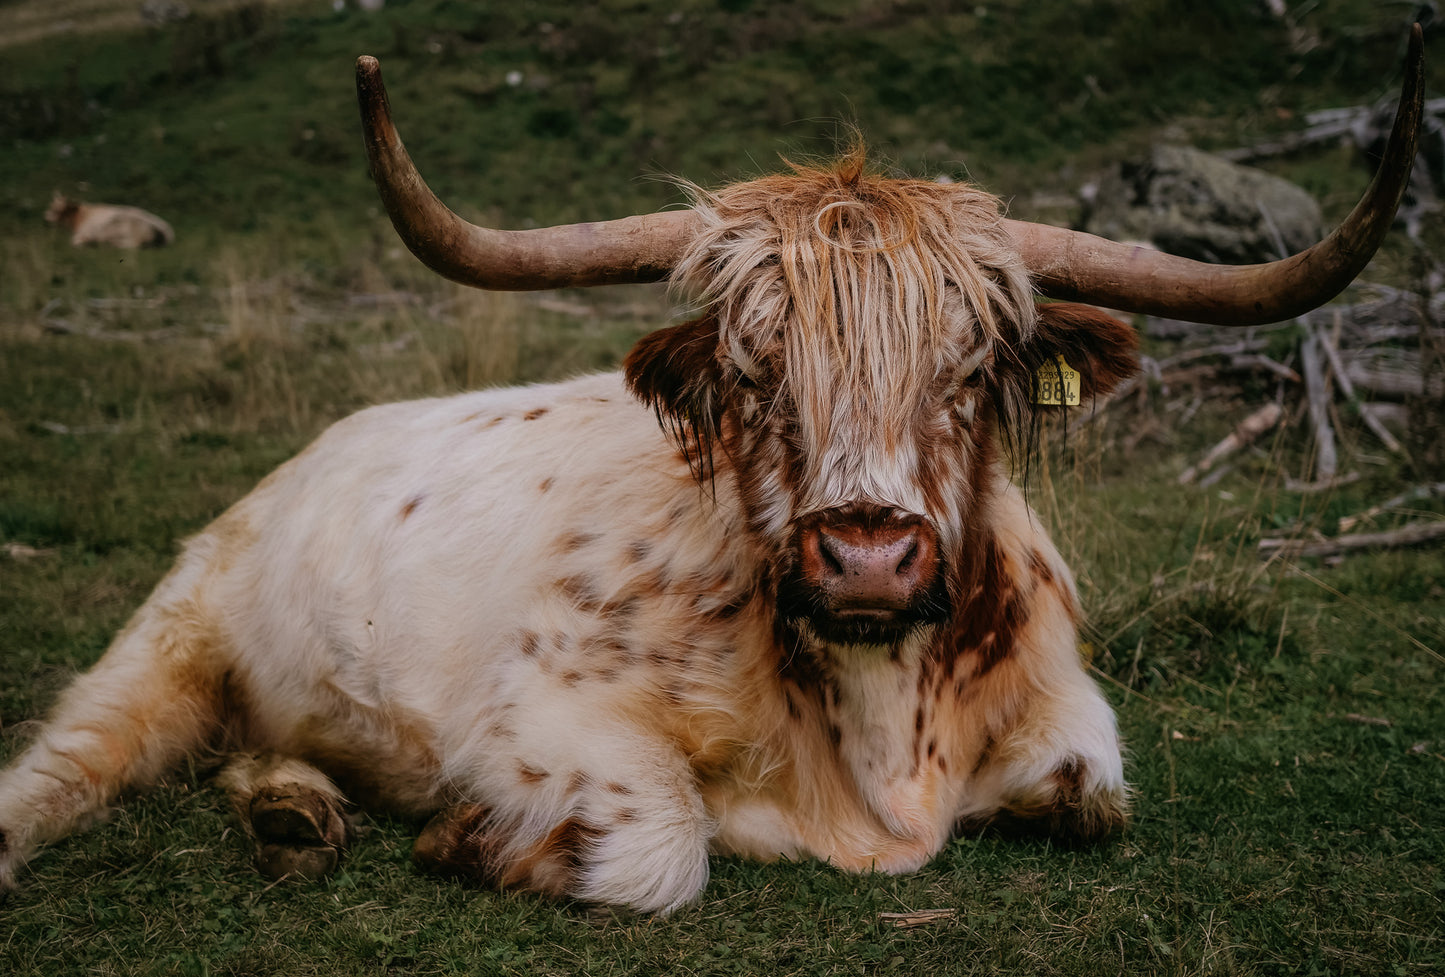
[[538, 477, 554, 493], [558, 574, 604, 612], [399, 494, 425, 521], [504, 817, 603, 896], [942, 535, 1030, 679], [559, 530, 599, 553], [523, 407, 550, 421], [519, 631, 540, 658], [517, 762, 549, 785]]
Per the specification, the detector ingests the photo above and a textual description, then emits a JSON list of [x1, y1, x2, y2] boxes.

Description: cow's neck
[[801, 629, 942, 839]]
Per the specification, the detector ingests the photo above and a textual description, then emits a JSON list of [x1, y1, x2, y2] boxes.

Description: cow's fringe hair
[[668, 146, 1045, 483]]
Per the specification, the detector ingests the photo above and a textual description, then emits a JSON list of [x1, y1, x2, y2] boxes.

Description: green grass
[[2, 1, 1444, 974]]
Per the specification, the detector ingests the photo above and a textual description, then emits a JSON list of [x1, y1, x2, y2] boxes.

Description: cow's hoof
[[248, 784, 348, 880], [413, 803, 493, 878], [255, 841, 340, 881]]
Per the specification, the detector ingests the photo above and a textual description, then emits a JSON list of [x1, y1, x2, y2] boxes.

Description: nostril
[[817, 534, 846, 577], [896, 538, 919, 575]]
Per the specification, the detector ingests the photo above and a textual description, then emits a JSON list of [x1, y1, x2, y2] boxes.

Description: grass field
[[2, 1, 1443, 975]]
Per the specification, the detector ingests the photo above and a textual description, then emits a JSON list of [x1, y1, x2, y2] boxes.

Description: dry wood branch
[[1259, 519, 1445, 558], [1178, 402, 1283, 484], [1301, 329, 1338, 482], [1228, 353, 1300, 382], [1338, 481, 1445, 532], [1318, 320, 1403, 452], [1283, 471, 1362, 493]]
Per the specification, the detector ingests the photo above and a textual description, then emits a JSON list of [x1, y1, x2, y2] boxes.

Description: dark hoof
[[255, 841, 339, 881], [248, 785, 348, 881]]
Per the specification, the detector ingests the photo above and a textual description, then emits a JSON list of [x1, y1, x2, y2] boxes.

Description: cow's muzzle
[[782, 507, 947, 645]]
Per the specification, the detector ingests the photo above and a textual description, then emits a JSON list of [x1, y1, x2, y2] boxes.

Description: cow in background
[[45, 192, 174, 249]]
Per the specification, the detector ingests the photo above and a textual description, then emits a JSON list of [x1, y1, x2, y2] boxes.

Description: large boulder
[[1081, 145, 1325, 263]]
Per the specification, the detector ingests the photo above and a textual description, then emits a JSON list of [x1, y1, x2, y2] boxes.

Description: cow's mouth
[[776, 568, 951, 646]]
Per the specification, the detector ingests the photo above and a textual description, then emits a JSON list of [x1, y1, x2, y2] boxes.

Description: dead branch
[[1259, 519, 1445, 559], [1318, 321, 1403, 453], [1178, 402, 1283, 484], [1282, 471, 1362, 493], [1338, 481, 1445, 532], [1301, 328, 1338, 482]]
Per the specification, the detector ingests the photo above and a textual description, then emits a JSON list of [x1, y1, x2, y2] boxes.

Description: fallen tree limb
[[1259, 519, 1445, 559], [1301, 329, 1338, 482], [1178, 402, 1283, 484], [1338, 482, 1445, 532]]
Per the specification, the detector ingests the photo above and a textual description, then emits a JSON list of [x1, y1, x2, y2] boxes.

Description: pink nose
[[798, 515, 938, 610]]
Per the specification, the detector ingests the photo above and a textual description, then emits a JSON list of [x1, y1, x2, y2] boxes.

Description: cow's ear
[[624, 313, 725, 478], [997, 302, 1139, 409]]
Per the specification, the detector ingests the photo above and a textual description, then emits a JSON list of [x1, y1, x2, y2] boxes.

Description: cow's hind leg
[[0, 596, 227, 892], [413, 734, 710, 913], [217, 755, 351, 881]]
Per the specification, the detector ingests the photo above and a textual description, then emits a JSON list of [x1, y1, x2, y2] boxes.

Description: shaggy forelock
[[669, 148, 1036, 513]]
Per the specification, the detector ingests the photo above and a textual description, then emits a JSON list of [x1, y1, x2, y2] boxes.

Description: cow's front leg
[[217, 754, 351, 880], [413, 735, 710, 913], [959, 680, 1128, 843]]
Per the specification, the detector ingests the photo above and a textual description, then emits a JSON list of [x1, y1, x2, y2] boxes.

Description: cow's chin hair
[[775, 571, 952, 648]]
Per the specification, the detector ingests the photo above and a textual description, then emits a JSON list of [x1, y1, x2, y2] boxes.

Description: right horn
[[1008, 23, 1426, 326]]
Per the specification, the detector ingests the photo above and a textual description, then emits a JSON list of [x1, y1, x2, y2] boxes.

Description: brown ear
[[1000, 302, 1139, 406], [623, 313, 724, 478]]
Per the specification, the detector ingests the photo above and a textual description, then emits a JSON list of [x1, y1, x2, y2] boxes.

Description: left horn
[[356, 55, 699, 290], [1007, 22, 1425, 326]]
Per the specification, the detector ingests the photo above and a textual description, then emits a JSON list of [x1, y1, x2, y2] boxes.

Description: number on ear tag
[[1033, 356, 1080, 406]]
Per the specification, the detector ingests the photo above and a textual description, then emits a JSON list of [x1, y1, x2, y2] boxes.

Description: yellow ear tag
[[1033, 356, 1081, 406]]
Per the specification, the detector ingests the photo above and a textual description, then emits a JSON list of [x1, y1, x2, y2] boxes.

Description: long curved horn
[[356, 55, 699, 290], [1009, 23, 1425, 326]]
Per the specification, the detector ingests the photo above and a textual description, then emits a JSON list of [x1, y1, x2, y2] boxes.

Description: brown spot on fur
[[519, 632, 540, 658], [518, 762, 549, 785], [567, 771, 592, 795], [1028, 547, 1054, 586], [538, 477, 554, 493], [971, 734, 996, 778], [626, 540, 652, 563], [605, 782, 634, 796], [399, 494, 425, 521], [560, 669, 583, 687], [504, 817, 603, 896], [615, 808, 639, 823], [523, 407, 549, 421], [943, 535, 1031, 679], [558, 574, 603, 612], [559, 530, 599, 553], [926, 738, 938, 759]]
